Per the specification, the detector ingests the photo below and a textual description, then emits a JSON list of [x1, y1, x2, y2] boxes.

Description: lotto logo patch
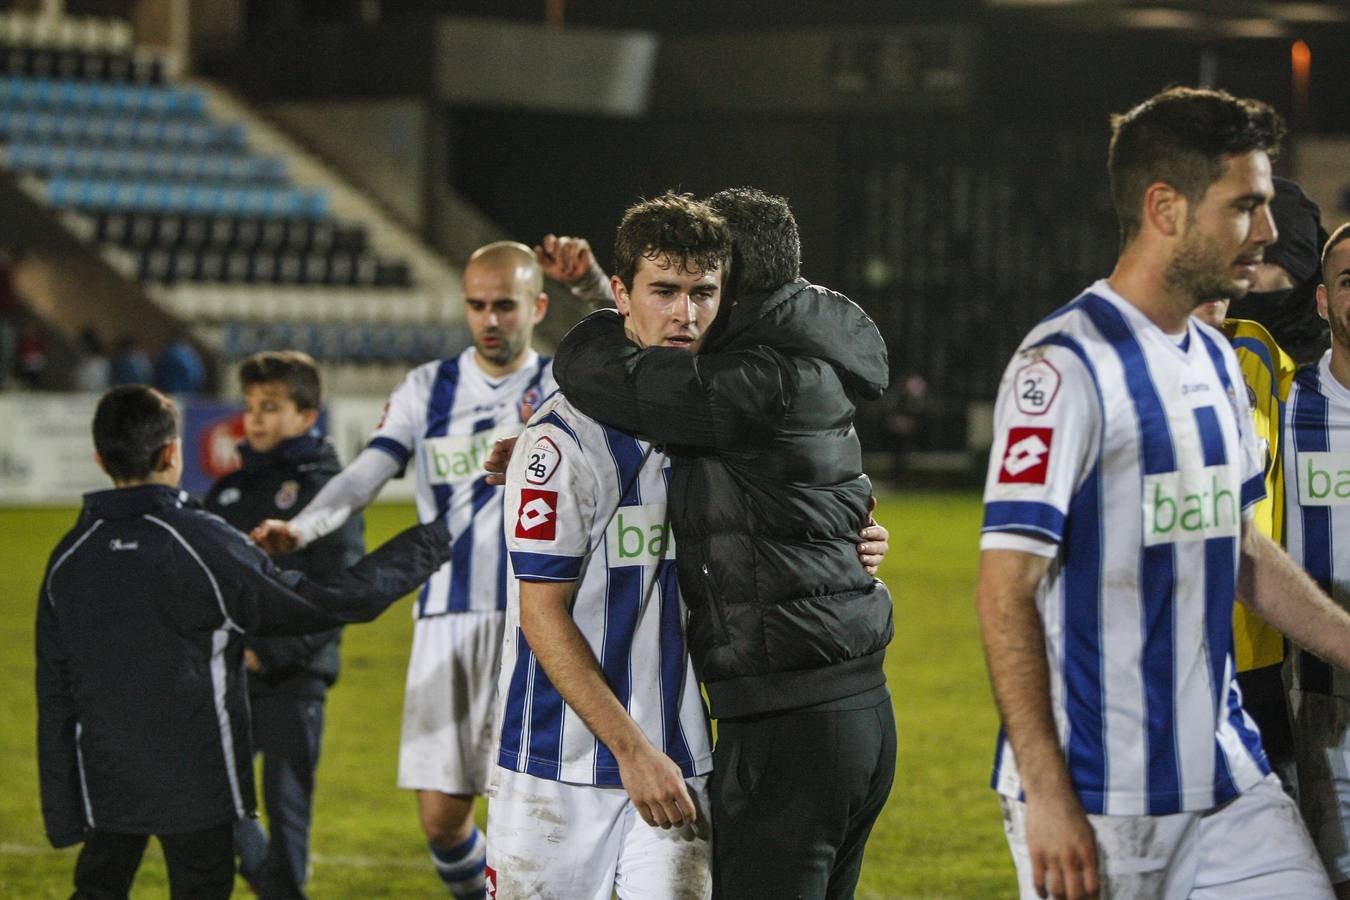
[[999, 428, 1053, 484], [1014, 359, 1060, 415], [525, 436, 561, 485], [485, 866, 497, 899], [515, 489, 558, 540]]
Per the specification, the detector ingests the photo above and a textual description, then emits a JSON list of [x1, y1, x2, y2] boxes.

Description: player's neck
[[472, 349, 529, 379], [1107, 252, 1193, 336], [1328, 344, 1350, 393]]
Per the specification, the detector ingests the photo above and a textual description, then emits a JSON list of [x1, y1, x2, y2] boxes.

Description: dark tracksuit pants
[[234, 692, 326, 899], [710, 684, 897, 899], [73, 823, 234, 899]]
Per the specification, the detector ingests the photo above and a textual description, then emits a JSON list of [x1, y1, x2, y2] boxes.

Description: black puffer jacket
[[36, 484, 449, 846], [555, 278, 893, 718], [205, 434, 364, 698]]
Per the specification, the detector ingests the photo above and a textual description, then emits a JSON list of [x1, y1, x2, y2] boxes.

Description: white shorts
[[397, 611, 505, 795], [485, 767, 711, 900], [1293, 689, 1350, 883], [1001, 774, 1331, 899]]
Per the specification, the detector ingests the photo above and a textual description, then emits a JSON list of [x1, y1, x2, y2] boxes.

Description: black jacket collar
[[82, 483, 193, 519], [236, 433, 333, 472]]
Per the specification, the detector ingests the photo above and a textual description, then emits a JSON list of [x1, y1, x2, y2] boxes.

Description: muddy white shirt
[[980, 280, 1268, 816], [494, 392, 712, 786]]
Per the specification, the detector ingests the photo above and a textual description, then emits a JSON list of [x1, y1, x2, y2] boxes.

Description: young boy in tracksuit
[[205, 351, 361, 899], [36, 384, 449, 900]]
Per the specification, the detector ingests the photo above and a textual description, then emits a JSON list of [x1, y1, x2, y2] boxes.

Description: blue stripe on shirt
[[367, 435, 411, 470], [1292, 368, 1334, 694], [1083, 292, 1181, 814], [510, 552, 584, 582], [593, 561, 643, 785]]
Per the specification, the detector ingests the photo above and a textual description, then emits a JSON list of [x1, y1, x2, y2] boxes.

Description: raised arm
[[519, 579, 695, 829], [553, 309, 788, 449], [977, 548, 1099, 900]]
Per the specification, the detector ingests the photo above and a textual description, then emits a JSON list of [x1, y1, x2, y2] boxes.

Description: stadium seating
[[0, 10, 444, 378]]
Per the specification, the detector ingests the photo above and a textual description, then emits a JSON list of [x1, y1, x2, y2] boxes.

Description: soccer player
[[205, 351, 364, 898], [487, 193, 728, 899], [251, 241, 554, 898], [978, 87, 1350, 899], [36, 385, 451, 899], [552, 188, 895, 899], [1285, 222, 1350, 898]]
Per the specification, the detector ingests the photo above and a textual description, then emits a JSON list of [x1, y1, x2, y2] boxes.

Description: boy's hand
[[484, 436, 519, 486], [251, 519, 301, 555]]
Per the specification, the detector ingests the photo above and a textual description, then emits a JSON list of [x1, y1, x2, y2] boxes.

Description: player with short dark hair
[[553, 186, 895, 899], [487, 193, 731, 898], [206, 351, 363, 898], [979, 87, 1346, 899], [37, 385, 451, 899]]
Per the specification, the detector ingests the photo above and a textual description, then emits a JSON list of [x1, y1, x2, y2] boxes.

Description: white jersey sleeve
[[981, 342, 1101, 548], [368, 364, 435, 473], [504, 420, 598, 582]]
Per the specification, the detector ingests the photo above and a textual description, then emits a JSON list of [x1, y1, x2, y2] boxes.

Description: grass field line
[[0, 841, 425, 870]]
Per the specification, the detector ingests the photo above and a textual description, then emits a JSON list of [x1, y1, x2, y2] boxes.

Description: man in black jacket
[[36, 385, 450, 900], [205, 351, 363, 899], [553, 187, 895, 898]]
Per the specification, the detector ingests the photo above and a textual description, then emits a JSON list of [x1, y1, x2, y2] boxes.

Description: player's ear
[[94, 452, 110, 477], [1143, 181, 1185, 238], [533, 291, 549, 325], [301, 407, 320, 431], [155, 438, 179, 473], [1317, 283, 1330, 322], [612, 276, 631, 317]]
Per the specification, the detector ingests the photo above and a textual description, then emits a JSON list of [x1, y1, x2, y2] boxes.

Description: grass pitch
[[0, 492, 1014, 898]]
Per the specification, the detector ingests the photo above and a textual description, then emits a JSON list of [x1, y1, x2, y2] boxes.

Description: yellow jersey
[[1222, 319, 1297, 671]]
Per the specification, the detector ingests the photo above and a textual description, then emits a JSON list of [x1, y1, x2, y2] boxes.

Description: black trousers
[[710, 684, 897, 900], [72, 823, 234, 900]]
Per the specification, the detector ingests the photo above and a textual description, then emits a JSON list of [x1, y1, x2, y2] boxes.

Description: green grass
[[0, 492, 1014, 898]]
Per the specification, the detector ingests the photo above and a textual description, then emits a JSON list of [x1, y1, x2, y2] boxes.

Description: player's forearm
[[519, 583, 651, 760], [976, 549, 1077, 801], [1238, 526, 1350, 670], [289, 448, 398, 545]]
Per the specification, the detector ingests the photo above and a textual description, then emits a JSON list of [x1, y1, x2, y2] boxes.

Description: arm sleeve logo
[[1014, 360, 1061, 415], [524, 436, 561, 485], [999, 427, 1054, 484], [515, 489, 558, 540]]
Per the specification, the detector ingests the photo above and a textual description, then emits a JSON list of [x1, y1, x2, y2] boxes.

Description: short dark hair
[[239, 350, 322, 411], [1108, 87, 1285, 244], [1324, 222, 1350, 284], [93, 385, 178, 483], [613, 193, 732, 289], [704, 187, 801, 296]]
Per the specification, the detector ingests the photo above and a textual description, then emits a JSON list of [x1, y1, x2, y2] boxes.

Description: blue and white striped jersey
[[368, 347, 555, 618], [1284, 353, 1350, 699], [494, 392, 713, 787], [981, 281, 1269, 816]]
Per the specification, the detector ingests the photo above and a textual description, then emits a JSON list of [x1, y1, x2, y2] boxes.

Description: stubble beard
[[1164, 229, 1248, 309]]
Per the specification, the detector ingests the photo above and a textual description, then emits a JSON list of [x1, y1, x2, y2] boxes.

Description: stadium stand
[[0, 10, 463, 396]]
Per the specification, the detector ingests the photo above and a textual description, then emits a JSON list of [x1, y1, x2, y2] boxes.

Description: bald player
[[254, 241, 555, 899]]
